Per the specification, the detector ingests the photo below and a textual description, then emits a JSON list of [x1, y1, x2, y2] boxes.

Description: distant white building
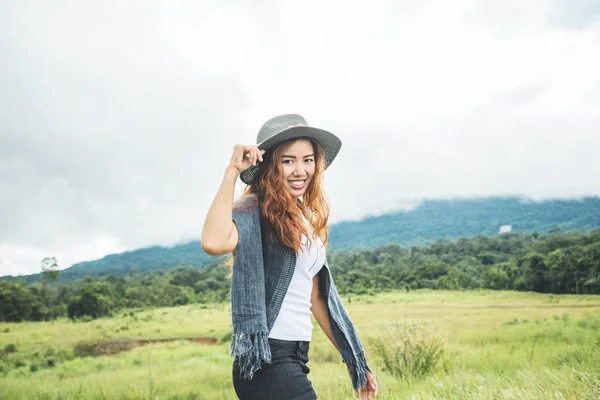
[[499, 225, 512, 234]]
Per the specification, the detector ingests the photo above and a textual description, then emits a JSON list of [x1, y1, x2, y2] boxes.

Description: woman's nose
[[293, 164, 307, 176]]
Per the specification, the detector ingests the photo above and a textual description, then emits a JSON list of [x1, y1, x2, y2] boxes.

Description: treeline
[[0, 263, 230, 322], [1, 230, 600, 322], [330, 229, 600, 295]]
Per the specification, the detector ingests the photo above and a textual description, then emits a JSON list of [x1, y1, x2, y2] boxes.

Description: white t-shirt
[[268, 233, 326, 341]]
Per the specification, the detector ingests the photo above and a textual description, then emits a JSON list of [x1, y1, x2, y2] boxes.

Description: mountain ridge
[[4, 196, 600, 283]]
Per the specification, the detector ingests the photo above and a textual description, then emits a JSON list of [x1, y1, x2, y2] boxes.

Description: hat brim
[[240, 126, 342, 185]]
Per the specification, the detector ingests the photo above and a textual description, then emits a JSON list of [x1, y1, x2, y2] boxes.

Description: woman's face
[[279, 139, 316, 198]]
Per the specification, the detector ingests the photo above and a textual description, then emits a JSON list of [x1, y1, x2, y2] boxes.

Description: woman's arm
[[310, 273, 341, 353], [311, 273, 379, 399], [200, 144, 264, 256]]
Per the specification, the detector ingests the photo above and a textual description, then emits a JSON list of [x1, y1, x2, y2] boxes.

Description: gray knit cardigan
[[229, 194, 370, 391]]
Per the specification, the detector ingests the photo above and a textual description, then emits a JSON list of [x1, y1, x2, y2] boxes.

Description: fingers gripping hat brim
[[240, 126, 342, 185]]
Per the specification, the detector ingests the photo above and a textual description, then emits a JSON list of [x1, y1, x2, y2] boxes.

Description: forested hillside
[[329, 196, 600, 251], [3, 196, 599, 283], [49, 242, 215, 282]]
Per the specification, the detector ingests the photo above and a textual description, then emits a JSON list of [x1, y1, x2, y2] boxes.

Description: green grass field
[[1, 290, 599, 399]]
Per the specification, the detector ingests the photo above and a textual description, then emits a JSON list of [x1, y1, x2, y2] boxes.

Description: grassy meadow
[[1, 290, 599, 399]]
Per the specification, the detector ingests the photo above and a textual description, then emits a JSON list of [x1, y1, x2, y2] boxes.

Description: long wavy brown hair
[[243, 138, 329, 252]]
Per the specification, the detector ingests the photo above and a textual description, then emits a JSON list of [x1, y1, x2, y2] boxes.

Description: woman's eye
[[282, 159, 293, 164], [305, 158, 314, 163]]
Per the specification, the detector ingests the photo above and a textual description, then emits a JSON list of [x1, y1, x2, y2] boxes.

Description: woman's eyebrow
[[282, 154, 315, 159]]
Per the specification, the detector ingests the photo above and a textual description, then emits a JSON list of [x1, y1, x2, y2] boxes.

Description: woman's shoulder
[[232, 194, 263, 241], [233, 193, 261, 216]]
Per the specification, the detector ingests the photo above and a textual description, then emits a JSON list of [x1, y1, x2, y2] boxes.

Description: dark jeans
[[232, 338, 318, 400]]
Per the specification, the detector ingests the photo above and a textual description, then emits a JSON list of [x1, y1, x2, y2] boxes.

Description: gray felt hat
[[240, 114, 342, 184]]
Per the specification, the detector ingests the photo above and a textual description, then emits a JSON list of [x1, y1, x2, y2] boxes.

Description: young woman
[[202, 114, 378, 400]]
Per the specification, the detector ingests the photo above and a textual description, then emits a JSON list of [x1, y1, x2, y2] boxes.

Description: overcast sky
[[1, 0, 599, 277]]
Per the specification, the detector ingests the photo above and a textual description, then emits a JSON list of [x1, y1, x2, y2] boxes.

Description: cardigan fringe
[[230, 331, 272, 380]]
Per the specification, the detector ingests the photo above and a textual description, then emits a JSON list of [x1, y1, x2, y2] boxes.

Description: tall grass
[[369, 319, 448, 380], [0, 290, 599, 399]]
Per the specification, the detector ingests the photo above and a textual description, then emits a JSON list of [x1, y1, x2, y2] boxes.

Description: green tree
[[0, 281, 44, 322], [41, 257, 60, 283], [67, 281, 114, 319]]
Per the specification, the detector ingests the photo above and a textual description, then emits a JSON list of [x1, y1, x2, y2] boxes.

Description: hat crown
[[257, 114, 308, 144], [240, 113, 341, 184]]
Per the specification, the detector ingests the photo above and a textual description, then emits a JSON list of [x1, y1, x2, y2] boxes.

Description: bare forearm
[[311, 275, 341, 353], [201, 167, 239, 255]]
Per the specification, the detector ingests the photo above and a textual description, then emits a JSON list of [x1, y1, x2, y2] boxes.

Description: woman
[[201, 114, 378, 400]]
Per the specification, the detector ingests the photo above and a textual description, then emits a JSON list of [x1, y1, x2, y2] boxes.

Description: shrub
[[29, 363, 39, 372], [58, 348, 75, 362], [43, 356, 57, 368], [369, 319, 448, 380], [4, 344, 17, 354], [44, 348, 56, 358], [547, 294, 559, 304]]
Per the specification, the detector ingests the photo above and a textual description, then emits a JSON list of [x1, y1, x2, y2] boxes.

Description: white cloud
[[1, 0, 599, 276]]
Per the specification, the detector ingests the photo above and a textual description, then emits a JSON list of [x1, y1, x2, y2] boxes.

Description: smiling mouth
[[288, 179, 307, 189]]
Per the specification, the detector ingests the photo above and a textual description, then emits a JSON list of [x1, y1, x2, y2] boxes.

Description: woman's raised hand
[[228, 144, 265, 174]]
